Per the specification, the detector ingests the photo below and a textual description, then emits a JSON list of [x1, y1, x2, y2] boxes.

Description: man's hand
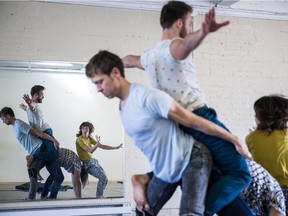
[[19, 103, 27, 111], [54, 140, 60, 148], [23, 94, 32, 105], [202, 8, 230, 35], [234, 137, 253, 161]]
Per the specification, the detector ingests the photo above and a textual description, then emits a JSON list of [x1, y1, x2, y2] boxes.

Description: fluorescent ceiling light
[[32, 62, 74, 67]]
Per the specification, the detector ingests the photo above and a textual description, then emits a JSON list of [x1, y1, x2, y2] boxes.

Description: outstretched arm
[[98, 143, 123, 150], [122, 55, 144, 70], [171, 7, 230, 60], [168, 101, 252, 160], [19, 103, 27, 111]]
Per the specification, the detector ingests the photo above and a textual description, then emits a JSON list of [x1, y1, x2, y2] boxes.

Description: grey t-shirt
[[13, 119, 42, 155]]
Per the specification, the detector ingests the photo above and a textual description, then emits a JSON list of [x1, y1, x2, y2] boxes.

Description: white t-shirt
[[27, 104, 50, 131], [141, 39, 206, 111], [13, 119, 42, 155], [120, 83, 194, 183]]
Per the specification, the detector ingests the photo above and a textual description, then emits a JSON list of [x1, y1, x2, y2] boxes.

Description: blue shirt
[[120, 83, 194, 183], [13, 119, 42, 155]]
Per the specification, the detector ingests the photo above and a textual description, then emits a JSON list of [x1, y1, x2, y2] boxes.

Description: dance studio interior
[[0, 0, 287, 215]]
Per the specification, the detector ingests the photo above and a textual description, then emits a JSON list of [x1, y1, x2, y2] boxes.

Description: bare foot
[[131, 174, 150, 211], [26, 155, 33, 167]]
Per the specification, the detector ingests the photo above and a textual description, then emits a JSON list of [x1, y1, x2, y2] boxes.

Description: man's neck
[[162, 27, 180, 41], [119, 80, 131, 109], [11, 118, 16, 125]]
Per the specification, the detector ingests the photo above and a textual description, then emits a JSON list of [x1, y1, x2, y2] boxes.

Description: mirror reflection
[[0, 60, 124, 202]]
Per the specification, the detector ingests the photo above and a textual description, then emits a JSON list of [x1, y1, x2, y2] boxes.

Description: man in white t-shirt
[[20, 85, 55, 166], [122, 1, 252, 215], [20, 85, 51, 134]]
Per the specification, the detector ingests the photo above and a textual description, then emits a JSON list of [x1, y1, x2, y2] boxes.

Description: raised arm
[[171, 8, 230, 60], [168, 101, 252, 160], [23, 94, 37, 110], [19, 103, 27, 112], [122, 55, 144, 70]]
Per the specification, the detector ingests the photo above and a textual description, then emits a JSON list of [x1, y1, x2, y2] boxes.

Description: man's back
[[120, 83, 193, 183], [140, 39, 205, 111], [13, 119, 42, 155]]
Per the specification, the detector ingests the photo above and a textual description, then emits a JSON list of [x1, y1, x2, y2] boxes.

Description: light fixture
[[0, 60, 86, 74]]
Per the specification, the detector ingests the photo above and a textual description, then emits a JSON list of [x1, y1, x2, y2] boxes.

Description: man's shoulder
[[15, 119, 27, 126], [13, 119, 31, 132], [143, 40, 171, 53], [131, 83, 156, 95], [131, 83, 169, 104]]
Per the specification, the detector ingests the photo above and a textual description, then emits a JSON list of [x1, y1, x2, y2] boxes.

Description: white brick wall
[[0, 1, 288, 215]]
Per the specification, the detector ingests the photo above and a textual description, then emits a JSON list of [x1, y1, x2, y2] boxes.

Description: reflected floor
[[0, 181, 123, 202]]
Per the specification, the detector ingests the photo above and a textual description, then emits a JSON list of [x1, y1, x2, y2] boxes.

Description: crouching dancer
[[85, 50, 249, 215]]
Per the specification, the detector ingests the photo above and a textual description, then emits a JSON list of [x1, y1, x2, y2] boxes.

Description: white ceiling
[[40, 0, 288, 20]]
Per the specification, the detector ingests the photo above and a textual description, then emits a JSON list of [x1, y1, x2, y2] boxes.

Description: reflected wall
[[0, 63, 123, 183]]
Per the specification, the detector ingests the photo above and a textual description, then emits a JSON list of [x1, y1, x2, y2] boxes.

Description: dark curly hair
[[254, 94, 288, 133], [76, 121, 94, 137]]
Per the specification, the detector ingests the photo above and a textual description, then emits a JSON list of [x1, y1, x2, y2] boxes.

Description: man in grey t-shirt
[[84, 50, 249, 215], [0, 107, 63, 200]]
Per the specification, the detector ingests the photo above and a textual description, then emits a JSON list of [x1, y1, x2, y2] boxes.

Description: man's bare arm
[[122, 55, 144, 70], [170, 8, 229, 60], [29, 127, 60, 147], [168, 101, 252, 160]]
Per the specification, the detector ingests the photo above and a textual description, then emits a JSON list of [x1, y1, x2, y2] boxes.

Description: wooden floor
[[0, 181, 123, 202]]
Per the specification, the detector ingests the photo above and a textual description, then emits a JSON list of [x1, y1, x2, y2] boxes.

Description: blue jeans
[[143, 168, 254, 216], [33, 128, 59, 161], [179, 105, 251, 216], [209, 169, 254, 216], [41, 159, 64, 199], [144, 141, 212, 216], [28, 157, 64, 199]]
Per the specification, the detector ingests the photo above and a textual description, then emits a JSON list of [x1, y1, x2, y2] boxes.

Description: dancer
[[76, 121, 122, 198], [132, 160, 286, 216], [40, 148, 86, 199], [122, 1, 251, 215], [85, 50, 252, 215], [246, 94, 288, 214], [19, 85, 55, 166]]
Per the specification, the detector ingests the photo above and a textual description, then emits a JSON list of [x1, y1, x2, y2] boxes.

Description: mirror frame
[[0, 60, 127, 212]]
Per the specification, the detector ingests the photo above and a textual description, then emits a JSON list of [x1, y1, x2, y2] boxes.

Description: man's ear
[[112, 67, 121, 77], [176, 18, 183, 29]]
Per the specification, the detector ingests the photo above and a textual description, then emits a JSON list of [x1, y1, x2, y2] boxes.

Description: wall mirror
[[0, 60, 124, 203]]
